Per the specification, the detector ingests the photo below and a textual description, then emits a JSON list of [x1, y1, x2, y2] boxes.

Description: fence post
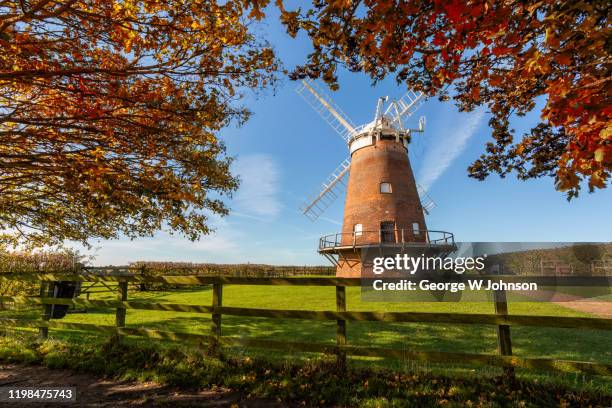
[[209, 281, 223, 356], [336, 285, 347, 369], [115, 280, 128, 340], [493, 287, 514, 377], [139, 266, 147, 291], [38, 280, 51, 339]]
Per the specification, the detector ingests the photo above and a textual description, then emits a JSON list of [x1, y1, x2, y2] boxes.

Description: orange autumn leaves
[[277, 0, 610, 198], [0, 1, 277, 247], [0, 0, 609, 249]]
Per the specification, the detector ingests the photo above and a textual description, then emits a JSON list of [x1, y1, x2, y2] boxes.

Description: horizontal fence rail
[[2, 273, 610, 286], [0, 273, 610, 377], [2, 296, 611, 330]]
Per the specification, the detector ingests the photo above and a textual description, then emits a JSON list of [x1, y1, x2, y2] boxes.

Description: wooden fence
[[0, 273, 611, 377]]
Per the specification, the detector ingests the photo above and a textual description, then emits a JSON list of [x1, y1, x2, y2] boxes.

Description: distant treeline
[[485, 243, 612, 276], [129, 261, 335, 277], [122, 262, 335, 290], [0, 248, 83, 304], [0, 250, 335, 296]]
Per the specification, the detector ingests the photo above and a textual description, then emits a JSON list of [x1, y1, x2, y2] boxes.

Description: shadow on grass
[[2, 334, 609, 407], [116, 313, 612, 365], [3, 296, 612, 366], [5, 301, 611, 365], [3, 315, 611, 394]]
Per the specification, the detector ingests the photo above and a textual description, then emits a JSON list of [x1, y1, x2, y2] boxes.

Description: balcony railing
[[318, 229, 455, 251]]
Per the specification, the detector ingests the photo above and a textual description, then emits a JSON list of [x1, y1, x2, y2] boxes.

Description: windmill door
[[380, 222, 396, 243]]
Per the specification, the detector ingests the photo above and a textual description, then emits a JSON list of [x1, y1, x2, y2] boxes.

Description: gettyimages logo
[[361, 242, 612, 303], [372, 253, 487, 275]]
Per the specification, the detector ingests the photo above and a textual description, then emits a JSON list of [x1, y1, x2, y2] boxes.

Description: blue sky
[[78, 8, 612, 266]]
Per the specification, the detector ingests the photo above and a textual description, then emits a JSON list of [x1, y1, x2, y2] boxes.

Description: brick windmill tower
[[297, 81, 455, 277]]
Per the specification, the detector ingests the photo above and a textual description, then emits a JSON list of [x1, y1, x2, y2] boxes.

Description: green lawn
[[1, 283, 611, 390]]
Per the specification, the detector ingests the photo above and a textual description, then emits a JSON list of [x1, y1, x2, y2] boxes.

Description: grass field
[[1, 283, 611, 392]]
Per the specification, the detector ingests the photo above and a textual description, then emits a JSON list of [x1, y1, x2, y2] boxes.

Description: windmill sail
[[296, 80, 356, 142], [297, 82, 437, 222], [386, 90, 425, 125], [416, 183, 436, 215], [302, 158, 350, 221]]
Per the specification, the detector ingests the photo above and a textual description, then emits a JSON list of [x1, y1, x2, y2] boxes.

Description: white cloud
[[70, 214, 242, 265], [66, 153, 284, 265], [71, 153, 283, 265], [231, 154, 281, 219], [417, 109, 485, 191], [182, 216, 241, 252]]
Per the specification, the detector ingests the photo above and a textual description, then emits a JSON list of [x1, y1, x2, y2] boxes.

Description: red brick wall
[[341, 138, 427, 244], [336, 138, 427, 277]]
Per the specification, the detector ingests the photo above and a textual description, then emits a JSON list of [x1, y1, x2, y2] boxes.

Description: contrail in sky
[[417, 109, 485, 191]]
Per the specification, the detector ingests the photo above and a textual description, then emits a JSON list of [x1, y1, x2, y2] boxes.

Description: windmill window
[[380, 182, 392, 193], [381, 221, 396, 243], [413, 222, 420, 235], [354, 223, 363, 236]]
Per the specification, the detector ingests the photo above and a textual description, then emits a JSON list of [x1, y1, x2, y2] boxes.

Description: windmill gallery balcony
[[318, 229, 456, 253]]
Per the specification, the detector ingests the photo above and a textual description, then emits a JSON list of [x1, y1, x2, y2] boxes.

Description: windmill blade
[[302, 158, 351, 221], [296, 80, 356, 143], [385, 90, 425, 125], [416, 183, 436, 215]]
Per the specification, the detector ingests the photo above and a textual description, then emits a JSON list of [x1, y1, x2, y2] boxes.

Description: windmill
[[296, 80, 455, 277], [297, 81, 435, 221]]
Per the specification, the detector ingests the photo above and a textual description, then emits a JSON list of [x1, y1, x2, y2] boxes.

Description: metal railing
[[318, 229, 455, 250]]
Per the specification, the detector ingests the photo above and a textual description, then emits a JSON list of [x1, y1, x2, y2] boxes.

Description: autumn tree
[[275, 0, 610, 198], [0, 0, 277, 247]]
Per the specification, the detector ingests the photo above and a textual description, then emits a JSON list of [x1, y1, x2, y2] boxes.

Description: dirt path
[[557, 300, 612, 318], [516, 290, 611, 318], [0, 363, 290, 407]]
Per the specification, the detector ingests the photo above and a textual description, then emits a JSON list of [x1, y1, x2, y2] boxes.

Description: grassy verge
[[0, 333, 610, 407], [1, 284, 611, 396], [5, 285, 609, 363]]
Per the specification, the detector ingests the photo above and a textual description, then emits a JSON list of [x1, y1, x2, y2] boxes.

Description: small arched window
[[413, 222, 420, 235], [354, 223, 363, 236], [380, 182, 392, 193]]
